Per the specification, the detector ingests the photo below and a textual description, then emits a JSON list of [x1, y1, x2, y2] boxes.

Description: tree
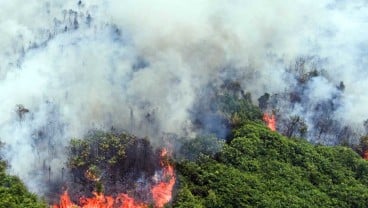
[[0, 161, 46, 208], [282, 115, 308, 138], [175, 121, 368, 207]]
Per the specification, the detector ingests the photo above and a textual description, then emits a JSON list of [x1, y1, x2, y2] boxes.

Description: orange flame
[[151, 148, 176, 208], [263, 113, 276, 131], [52, 191, 146, 208], [52, 191, 73, 208], [53, 148, 175, 208]]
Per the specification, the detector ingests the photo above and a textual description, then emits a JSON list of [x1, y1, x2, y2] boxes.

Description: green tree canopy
[[174, 121, 368, 208], [0, 161, 46, 208]]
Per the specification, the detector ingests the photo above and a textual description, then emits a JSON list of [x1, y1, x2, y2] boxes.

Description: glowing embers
[[263, 112, 276, 131], [53, 148, 175, 208]]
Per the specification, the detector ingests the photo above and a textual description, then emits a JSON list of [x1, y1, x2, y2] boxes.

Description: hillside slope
[[174, 121, 368, 208]]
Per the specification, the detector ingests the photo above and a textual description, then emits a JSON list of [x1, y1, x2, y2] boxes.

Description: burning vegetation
[[262, 112, 276, 131], [257, 57, 352, 144], [3, 87, 368, 207], [4, 1, 368, 207], [47, 86, 264, 207], [51, 133, 175, 208]]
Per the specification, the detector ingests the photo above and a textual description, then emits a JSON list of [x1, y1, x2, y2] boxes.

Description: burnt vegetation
[[258, 57, 354, 145], [64, 132, 161, 202], [191, 81, 263, 140], [4, 72, 368, 207]]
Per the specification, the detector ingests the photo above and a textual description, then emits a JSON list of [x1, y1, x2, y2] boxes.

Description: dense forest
[[3, 1, 368, 207], [174, 122, 368, 207], [2, 91, 368, 207], [173, 92, 368, 207]]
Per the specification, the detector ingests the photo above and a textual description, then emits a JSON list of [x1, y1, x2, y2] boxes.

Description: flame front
[[53, 148, 175, 208], [53, 191, 146, 208], [52, 191, 73, 208], [263, 113, 276, 131], [151, 149, 176, 208]]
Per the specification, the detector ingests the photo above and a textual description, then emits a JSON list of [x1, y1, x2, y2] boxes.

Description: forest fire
[[263, 113, 276, 131], [52, 191, 145, 208], [151, 149, 176, 208], [52, 148, 175, 208]]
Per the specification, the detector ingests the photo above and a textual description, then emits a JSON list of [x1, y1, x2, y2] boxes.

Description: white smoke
[[1, 0, 368, 193]]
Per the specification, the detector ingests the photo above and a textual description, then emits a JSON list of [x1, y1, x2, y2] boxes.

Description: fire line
[[53, 148, 175, 208]]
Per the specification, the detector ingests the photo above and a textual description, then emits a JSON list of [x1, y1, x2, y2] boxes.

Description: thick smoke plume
[[1, 0, 368, 194]]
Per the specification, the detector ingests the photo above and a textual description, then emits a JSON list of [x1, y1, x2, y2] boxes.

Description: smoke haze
[[1, 0, 368, 193]]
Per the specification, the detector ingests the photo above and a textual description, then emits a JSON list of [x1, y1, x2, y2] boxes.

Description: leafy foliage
[[174, 121, 368, 207], [215, 90, 263, 128], [66, 132, 160, 198], [4, 88, 367, 208], [176, 136, 224, 161], [0, 161, 46, 208]]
